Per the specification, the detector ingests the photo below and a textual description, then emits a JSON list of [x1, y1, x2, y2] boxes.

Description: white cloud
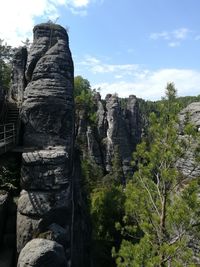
[[150, 31, 170, 40], [173, 28, 189, 40], [150, 27, 190, 47], [115, 75, 123, 79], [78, 55, 140, 76], [92, 68, 200, 100], [0, 0, 95, 46], [70, 0, 89, 7], [76, 55, 200, 100], [168, 42, 180, 47]]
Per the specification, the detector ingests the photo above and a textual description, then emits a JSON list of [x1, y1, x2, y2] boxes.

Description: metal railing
[[0, 123, 16, 154]]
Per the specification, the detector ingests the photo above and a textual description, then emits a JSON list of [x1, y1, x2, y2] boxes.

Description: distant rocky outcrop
[[76, 93, 142, 177], [178, 102, 200, 179], [15, 23, 90, 267], [179, 102, 200, 131]]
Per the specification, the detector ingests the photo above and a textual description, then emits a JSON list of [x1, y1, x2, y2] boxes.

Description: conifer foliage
[[0, 39, 12, 91], [115, 83, 200, 267]]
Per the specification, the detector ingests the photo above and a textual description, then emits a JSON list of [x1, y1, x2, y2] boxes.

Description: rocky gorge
[[75, 93, 142, 176], [0, 22, 200, 267]]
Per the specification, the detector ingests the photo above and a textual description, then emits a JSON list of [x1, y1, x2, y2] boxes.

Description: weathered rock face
[[9, 47, 27, 104], [22, 24, 74, 148], [179, 102, 200, 131], [104, 94, 137, 173], [76, 93, 141, 176], [178, 102, 200, 179], [17, 238, 67, 267], [16, 23, 90, 267], [21, 149, 70, 190], [125, 95, 141, 148]]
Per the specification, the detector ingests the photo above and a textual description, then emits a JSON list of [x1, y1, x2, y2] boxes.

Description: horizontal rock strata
[[17, 23, 74, 266]]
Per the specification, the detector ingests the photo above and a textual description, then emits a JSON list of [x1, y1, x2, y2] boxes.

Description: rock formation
[[17, 238, 67, 267], [9, 47, 27, 104], [16, 23, 90, 267], [179, 102, 200, 131], [2, 21, 199, 267], [76, 93, 141, 177], [178, 102, 200, 179]]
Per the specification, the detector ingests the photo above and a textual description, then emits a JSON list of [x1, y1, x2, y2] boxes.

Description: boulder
[[17, 238, 67, 267]]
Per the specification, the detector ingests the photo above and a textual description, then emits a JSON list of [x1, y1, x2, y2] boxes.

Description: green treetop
[[74, 75, 91, 97], [115, 83, 200, 267], [0, 39, 12, 91]]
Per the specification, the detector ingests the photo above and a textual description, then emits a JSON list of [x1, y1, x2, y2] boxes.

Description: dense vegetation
[[0, 41, 20, 194], [74, 76, 126, 266], [0, 153, 21, 194], [0, 43, 200, 264], [114, 84, 200, 266], [0, 39, 12, 91], [137, 94, 200, 134], [74, 77, 200, 266]]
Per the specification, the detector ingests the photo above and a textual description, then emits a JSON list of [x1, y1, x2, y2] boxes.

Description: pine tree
[[115, 83, 200, 267], [0, 39, 12, 91]]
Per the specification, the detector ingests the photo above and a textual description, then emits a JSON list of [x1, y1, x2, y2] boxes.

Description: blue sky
[[1, 0, 200, 100]]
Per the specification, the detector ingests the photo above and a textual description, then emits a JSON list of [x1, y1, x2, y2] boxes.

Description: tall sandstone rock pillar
[[17, 23, 75, 266]]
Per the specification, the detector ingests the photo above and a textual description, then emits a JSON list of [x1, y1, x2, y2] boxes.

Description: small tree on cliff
[[74, 75, 91, 97], [74, 75, 97, 122], [114, 83, 200, 266], [0, 39, 12, 90]]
